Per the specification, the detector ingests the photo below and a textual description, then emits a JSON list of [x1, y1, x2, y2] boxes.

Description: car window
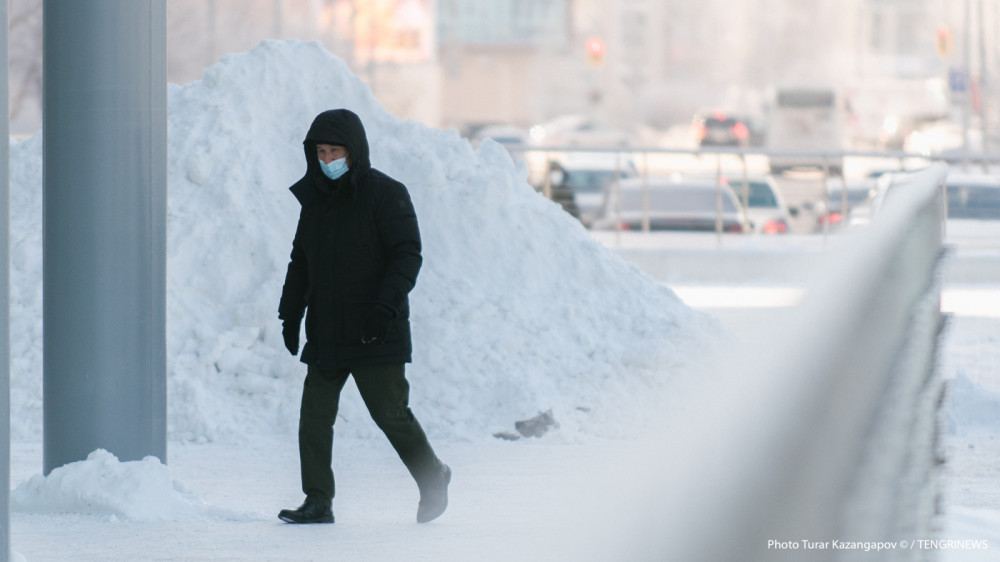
[[729, 181, 778, 208], [565, 169, 634, 193], [947, 185, 1000, 219], [706, 118, 737, 128], [748, 182, 777, 207]]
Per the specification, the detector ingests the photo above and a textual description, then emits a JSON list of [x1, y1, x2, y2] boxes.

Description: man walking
[[277, 108, 450, 525]]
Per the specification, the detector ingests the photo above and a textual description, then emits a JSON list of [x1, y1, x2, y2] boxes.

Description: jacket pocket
[[340, 301, 367, 345], [341, 300, 401, 345]]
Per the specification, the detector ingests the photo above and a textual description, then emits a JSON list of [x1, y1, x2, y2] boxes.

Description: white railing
[[577, 163, 949, 561]]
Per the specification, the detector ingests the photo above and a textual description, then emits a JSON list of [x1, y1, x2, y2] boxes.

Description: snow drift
[[10, 450, 253, 521], [9, 40, 724, 445], [947, 371, 1000, 434]]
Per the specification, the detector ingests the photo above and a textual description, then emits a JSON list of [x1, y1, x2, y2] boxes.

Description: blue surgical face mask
[[319, 157, 349, 180]]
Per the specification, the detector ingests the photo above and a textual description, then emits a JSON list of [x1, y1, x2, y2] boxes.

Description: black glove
[[282, 318, 301, 356], [361, 305, 394, 345]]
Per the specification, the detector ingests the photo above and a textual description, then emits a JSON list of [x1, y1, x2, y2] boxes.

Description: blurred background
[[6, 0, 991, 154]]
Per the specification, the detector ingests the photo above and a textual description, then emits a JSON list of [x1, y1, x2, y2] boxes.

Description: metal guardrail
[[511, 143, 1000, 164], [509, 144, 995, 239], [580, 164, 949, 561]]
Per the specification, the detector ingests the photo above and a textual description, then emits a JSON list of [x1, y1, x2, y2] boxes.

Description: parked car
[[849, 169, 1000, 248], [721, 174, 794, 234], [943, 172, 1000, 251], [591, 177, 747, 232], [945, 173, 1000, 220], [546, 154, 638, 226]]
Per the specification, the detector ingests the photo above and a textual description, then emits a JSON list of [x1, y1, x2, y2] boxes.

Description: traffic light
[[586, 37, 605, 67], [936, 26, 953, 57]]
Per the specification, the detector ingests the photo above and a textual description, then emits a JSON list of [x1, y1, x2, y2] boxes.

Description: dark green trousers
[[298, 363, 441, 506]]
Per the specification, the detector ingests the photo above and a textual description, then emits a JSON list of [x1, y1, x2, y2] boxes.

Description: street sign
[[949, 68, 966, 93]]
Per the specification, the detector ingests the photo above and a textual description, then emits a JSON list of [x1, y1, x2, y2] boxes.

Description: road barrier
[[582, 163, 950, 561]]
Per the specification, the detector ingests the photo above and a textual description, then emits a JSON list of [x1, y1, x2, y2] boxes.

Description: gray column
[[42, 0, 166, 474], [1, 0, 10, 557]]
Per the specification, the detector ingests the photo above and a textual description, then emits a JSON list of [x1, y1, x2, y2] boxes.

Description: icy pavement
[[10, 436, 657, 561]]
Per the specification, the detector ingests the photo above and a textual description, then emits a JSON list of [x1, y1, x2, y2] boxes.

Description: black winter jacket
[[279, 109, 422, 369]]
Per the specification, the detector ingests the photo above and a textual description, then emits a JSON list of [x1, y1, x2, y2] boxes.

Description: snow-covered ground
[[7, 285, 998, 562], [6, 40, 1000, 560]]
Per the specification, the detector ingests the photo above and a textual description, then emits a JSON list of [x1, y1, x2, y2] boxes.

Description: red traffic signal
[[586, 37, 605, 66], [936, 26, 953, 57]]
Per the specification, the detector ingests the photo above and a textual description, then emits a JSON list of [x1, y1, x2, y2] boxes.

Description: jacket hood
[[292, 109, 372, 203]]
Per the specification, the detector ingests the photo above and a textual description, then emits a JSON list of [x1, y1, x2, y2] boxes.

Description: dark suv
[[695, 114, 754, 147]]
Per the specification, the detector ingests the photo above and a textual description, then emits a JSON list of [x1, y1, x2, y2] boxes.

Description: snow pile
[[947, 370, 1000, 435], [8, 39, 724, 445], [10, 450, 254, 521]]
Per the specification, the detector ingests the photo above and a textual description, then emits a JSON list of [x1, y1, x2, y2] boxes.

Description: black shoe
[[278, 499, 334, 524], [417, 464, 451, 523]]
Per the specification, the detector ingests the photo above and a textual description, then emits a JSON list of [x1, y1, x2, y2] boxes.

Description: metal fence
[[510, 144, 998, 239]]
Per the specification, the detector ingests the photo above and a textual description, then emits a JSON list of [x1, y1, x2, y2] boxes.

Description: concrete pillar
[[42, 0, 167, 474]]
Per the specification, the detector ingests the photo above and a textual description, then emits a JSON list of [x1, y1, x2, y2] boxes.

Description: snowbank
[[10, 450, 253, 521], [947, 371, 1000, 435], [9, 40, 724, 446]]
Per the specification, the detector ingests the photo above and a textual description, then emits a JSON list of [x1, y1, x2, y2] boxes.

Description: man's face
[[317, 143, 348, 165]]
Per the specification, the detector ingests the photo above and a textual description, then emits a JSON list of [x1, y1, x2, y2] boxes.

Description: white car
[[720, 174, 793, 234], [854, 169, 1000, 250], [943, 172, 1000, 254]]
